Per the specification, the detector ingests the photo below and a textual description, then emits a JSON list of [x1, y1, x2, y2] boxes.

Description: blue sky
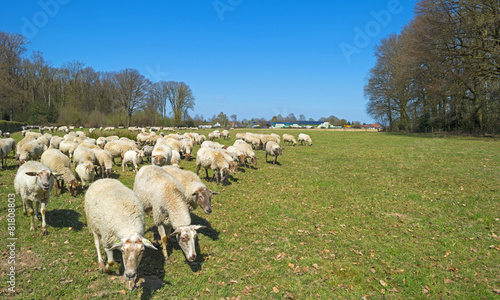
[[0, 0, 416, 123]]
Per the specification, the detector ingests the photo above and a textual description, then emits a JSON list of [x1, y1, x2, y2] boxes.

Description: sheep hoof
[[41, 227, 47, 236]]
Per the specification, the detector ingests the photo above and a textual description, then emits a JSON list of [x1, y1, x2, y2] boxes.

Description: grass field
[[0, 130, 499, 299]]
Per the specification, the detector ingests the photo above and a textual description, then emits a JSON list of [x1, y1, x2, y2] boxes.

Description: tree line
[[0, 31, 195, 127], [365, 0, 500, 133]]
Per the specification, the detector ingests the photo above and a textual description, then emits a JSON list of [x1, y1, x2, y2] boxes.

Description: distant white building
[[213, 122, 221, 128]]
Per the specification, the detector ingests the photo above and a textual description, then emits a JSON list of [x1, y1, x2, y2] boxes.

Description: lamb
[[18, 139, 45, 165], [298, 133, 313, 146], [196, 147, 236, 185], [92, 148, 114, 178], [265, 141, 283, 165], [75, 163, 95, 188], [85, 179, 157, 290], [134, 166, 205, 261], [163, 165, 219, 214], [234, 140, 258, 167], [73, 146, 96, 169], [40, 149, 80, 197], [122, 150, 144, 172], [14, 161, 56, 235], [142, 145, 154, 163], [283, 134, 297, 146]]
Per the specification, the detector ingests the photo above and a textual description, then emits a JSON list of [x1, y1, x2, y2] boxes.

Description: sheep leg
[[22, 200, 27, 216], [122, 161, 125, 172], [53, 181, 58, 197], [92, 231, 106, 273], [265, 153, 268, 163], [157, 224, 169, 260], [103, 247, 115, 273], [40, 200, 47, 235], [27, 201, 35, 231], [215, 170, 220, 185]]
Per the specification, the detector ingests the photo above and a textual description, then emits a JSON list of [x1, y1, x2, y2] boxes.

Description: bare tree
[[113, 68, 150, 127]]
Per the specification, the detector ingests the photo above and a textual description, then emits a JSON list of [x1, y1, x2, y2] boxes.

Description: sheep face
[[170, 225, 205, 262], [251, 156, 258, 166], [195, 187, 219, 215], [110, 233, 157, 290], [25, 169, 54, 191], [228, 161, 238, 174], [67, 179, 79, 196], [238, 154, 246, 165]]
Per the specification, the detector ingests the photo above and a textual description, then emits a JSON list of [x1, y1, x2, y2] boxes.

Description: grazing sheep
[[151, 143, 172, 167], [134, 166, 205, 261], [163, 165, 218, 214], [18, 140, 45, 165], [59, 140, 79, 159], [0, 138, 15, 168], [40, 149, 79, 197], [75, 163, 95, 188], [180, 138, 193, 160], [298, 133, 313, 146], [92, 148, 114, 178], [142, 145, 153, 163], [283, 134, 297, 146], [96, 137, 107, 149], [104, 140, 138, 165], [49, 136, 63, 149], [14, 161, 55, 235], [122, 150, 144, 172], [163, 138, 181, 153], [235, 133, 245, 140], [196, 147, 236, 185], [16, 136, 35, 159], [73, 146, 96, 169], [265, 141, 283, 165], [234, 140, 258, 167], [221, 130, 230, 140], [243, 133, 263, 150], [226, 146, 246, 166], [201, 140, 228, 150], [85, 179, 157, 290], [171, 150, 181, 167]]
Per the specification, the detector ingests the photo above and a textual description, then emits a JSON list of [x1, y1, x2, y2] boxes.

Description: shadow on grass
[[46, 209, 85, 231], [265, 160, 282, 166], [112, 248, 170, 299], [191, 213, 219, 241]]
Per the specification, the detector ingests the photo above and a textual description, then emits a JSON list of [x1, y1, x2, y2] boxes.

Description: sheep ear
[[25, 171, 38, 176], [210, 190, 220, 195], [109, 240, 123, 250], [142, 238, 158, 250], [53, 172, 62, 177], [193, 225, 206, 231], [169, 228, 182, 237]]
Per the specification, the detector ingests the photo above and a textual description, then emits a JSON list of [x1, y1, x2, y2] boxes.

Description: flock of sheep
[[2, 127, 313, 290]]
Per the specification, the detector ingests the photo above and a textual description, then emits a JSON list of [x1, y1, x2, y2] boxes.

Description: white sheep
[[103, 140, 138, 165], [298, 133, 313, 146], [171, 150, 181, 167], [49, 136, 63, 149], [221, 130, 230, 140], [75, 163, 95, 188], [226, 146, 246, 166], [59, 140, 79, 159], [163, 165, 219, 214], [265, 141, 283, 165], [18, 139, 45, 165], [142, 145, 154, 163], [196, 147, 237, 185], [180, 138, 193, 160], [201, 140, 228, 150], [14, 161, 56, 235], [234, 140, 258, 167], [0, 138, 15, 168], [151, 143, 172, 167], [91, 148, 114, 178], [134, 166, 205, 261], [40, 149, 80, 197], [85, 179, 157, 290], [122, 150, 144, 172], [96, 136, 107, 149], [283, 134, 297, 146], [73, 146, 96, 169]]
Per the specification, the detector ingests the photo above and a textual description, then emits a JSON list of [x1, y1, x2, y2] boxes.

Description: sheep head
[[194, 187, 219, 215], [25, 169, 54, 191], [170, 225, 205, 262], [67, 179, 79, 196], [109, 233, 157, 290], [228, 161, 238, 174]]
